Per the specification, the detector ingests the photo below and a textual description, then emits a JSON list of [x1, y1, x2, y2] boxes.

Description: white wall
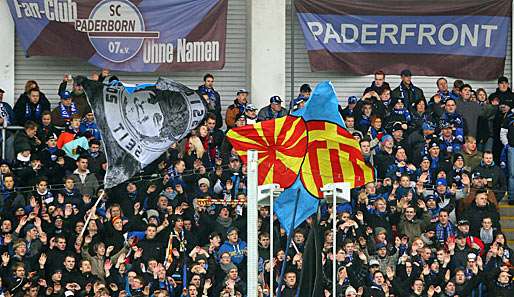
[[0, 0, 15, 105], [250, 0, 286, 108]]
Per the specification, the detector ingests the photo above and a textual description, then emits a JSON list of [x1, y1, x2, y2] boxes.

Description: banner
[[76, 76, 206, 188], [8, 0, 227, 72], [295, 0, 511, 80]]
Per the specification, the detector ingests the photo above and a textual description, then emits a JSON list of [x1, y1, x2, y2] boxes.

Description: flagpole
[[247, 150, 259, 297], [333, 187, 337, 296], [270, 193, 274, 296], [276, 188, 301, 297], [79, 190, 106, 239]]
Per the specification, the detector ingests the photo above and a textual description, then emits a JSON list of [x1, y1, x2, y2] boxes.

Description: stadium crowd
[[0, 69, 512, 297]]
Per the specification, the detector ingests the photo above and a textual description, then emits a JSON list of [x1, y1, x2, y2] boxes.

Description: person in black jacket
[[391, 69, 426, 108], [198, 74, 222, 129], [13, 88, 51, 126]]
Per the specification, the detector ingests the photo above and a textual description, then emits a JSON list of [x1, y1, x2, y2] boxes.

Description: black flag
[[76, 76, 206, 188], [298, 213, 325, 297]]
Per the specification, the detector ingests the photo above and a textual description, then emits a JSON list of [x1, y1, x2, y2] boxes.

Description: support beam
[[250, 0, 286, 109], [247, 150, 259, 297], [0, 1, 15, 105]]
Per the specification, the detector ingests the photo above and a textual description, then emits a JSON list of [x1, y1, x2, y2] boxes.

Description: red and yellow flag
[[227, 115, 374, 198], [226, 115, 307, 188]]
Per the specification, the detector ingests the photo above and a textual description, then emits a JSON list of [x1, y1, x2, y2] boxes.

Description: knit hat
[[381, 134, 393, 144], [197, 178, 211, 188], [345, 286, 357, 295]]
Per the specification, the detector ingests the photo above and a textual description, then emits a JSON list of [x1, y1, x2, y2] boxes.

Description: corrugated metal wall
[[14, 0, 248, 114], [285, 2, 513, 105]]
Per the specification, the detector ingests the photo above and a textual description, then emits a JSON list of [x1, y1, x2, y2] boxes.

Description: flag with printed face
[[77, 76, 206, 188]]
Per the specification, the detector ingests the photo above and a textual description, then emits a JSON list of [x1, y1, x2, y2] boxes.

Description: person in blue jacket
[[218, 227, 247, 267]]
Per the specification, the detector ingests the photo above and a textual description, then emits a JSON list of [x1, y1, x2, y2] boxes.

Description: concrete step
[[499, 203, 514, 244], [500, 216, 514, 229]]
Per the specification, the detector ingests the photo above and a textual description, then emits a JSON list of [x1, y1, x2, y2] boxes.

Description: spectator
[[472, 151, 507, 201], [225, 89, 248, 129], [363, 70, 389, 96], [257, 96, 287, 121], [391, 69, 425, 108], [198, 74, 222, 129], [71, 156, 100, 198], [51, 91, 82, 127], [58, 74, 91, 116], [0, 88, 15, 127], [13, 81, 51, 126]]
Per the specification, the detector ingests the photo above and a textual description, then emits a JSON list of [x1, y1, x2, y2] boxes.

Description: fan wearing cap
[[438, 121, 462, 159], [51, 90, 83, 127], [471, 150, 507, 200], [58, 73, 91, 115], [447, 153, 469, 190], [425, 139, 451, 174], [39, 133, 66, 172], [339, 96, 359, 118], [488, 76, 514, 108], [218, 226, 247, 266], [391, 69, 425, 108], [389, 122, 408, 149], [243, 103, 258, 124], [225, 89, 248, 129], [440, 98, 465, 142], [386, 97, 412, 128], [257, 95, 288, 121], [455, 219, 485, 255]]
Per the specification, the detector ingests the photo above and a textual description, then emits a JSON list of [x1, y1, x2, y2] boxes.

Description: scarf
[[435, 223, 455, 243], [0, 103, 10, 124], [216, 216, 233, 228], [59, 102, 78, 119], [480, 228, 494, 244], [399, 82, 418, 106], [392, 108, 412, 122], [25, 102, 42, 120]]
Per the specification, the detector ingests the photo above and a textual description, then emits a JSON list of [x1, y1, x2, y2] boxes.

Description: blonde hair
[[188, 136, 205, 158]]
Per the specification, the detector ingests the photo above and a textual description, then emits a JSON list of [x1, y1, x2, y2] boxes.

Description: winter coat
[[472, 161, 507, 199], [462, 202, 500, 236], [398, 210, 431, 243], [71, 169, 100, 197], [257, 105, 288, 121], [13, 92, 51, 125], [218, 239, 247, 266], [225, 99, 246, 128]]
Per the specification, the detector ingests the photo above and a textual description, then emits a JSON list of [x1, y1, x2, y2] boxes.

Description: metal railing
[[1, 122, 24, 159]]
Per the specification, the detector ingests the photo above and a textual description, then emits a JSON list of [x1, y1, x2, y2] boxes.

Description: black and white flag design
[[76, 76, 206, 188]]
